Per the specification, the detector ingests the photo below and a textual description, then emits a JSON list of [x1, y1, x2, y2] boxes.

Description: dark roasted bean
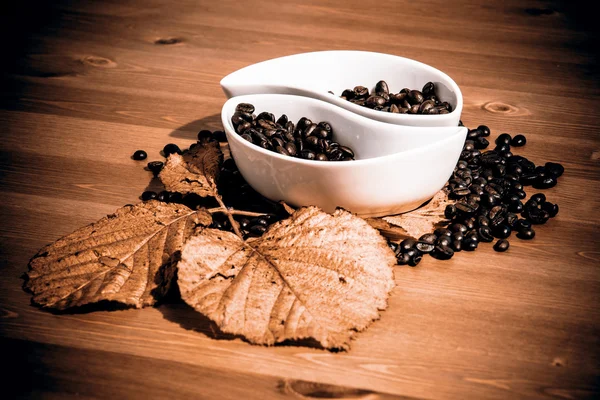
[[517, 227, 535, 240], [163, 143, 182, 156], [301, 150, 316, 160], [275, 146, 290, 156], [408, 252, 423, 267], [533, 176, 557, 189], [545, 162, 564, 178], [496, 133, 512, 145], [493, 239, 510, 252], [147, 160, 164, 176], [249, 225, 267, 236], [213, 130, 227, 142], [450, 223, 468, 233], [141, 191, 157, 201], [478, 226, 494, 242], [397, 252, 411, 265], [133, 150, 147, 160], [157, 190, 169, 202], [236, 103, 255, 114], [492, 224, 511, 239], [477, 125, 491, 137], [511, 134, 526, 147], [400, 238, 417, 251], [462, 237, 479, 251], [431, 244, 454, 260], [541, 202, 559, 217], [316, 153, 328, 161], [434, 228, 452, 237]]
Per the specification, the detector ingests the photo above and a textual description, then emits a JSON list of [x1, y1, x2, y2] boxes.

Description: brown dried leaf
[[25, 201, 212, 310], [159, 140, 223, 197], [379, 190, 452, 239], [177, 207, 396, 350]]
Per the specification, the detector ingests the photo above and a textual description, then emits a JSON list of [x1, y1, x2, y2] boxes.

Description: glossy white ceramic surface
[[221, 94, 467, 217], [221, 50, 463, 127]]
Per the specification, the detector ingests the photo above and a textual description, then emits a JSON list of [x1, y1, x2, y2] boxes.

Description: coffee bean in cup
[[231, 103, 355, 161], [339, 81, 452, 115]]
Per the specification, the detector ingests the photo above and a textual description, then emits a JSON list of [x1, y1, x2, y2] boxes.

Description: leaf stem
[[206, 207, 267, 218], [213, 194, 243, 238]]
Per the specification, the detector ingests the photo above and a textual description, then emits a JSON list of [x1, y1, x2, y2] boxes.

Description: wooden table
[[1, 1, 599, 398]]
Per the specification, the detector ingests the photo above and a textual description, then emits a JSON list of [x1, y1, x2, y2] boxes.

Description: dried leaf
[[25, 201, 212, 310], [159, 140, 223, 197], [380, 190, 452, 239], [177, 207, 396, 350]]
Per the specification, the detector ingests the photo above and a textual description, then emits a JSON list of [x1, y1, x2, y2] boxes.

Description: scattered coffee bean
[[493, 239, 510, 252], [511, 134, 526, 147], [147, 161, 164, 176], [163, 143, 182, 157], [132, 150, 147, 160], [141, 190, 157, 201]]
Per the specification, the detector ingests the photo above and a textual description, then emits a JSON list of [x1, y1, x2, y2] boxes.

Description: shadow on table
[[157, 281, 327, 351], [166, 114, 224, 140]]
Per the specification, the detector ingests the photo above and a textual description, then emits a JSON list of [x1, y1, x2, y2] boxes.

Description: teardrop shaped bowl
[[221, 50, 463, 128], [222, 94, 467, 217]]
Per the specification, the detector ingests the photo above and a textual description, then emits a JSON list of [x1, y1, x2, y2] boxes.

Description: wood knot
[[80, 56, 117, 68], [525, 8, 555, 16], [154, 37, 183, 45], [280, 379, 377, 399], [552, 357, 566, 367], [482, 101, 518, 115]]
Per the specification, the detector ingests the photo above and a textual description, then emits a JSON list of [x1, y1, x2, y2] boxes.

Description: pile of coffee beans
[[231, 103, 355, 161], [339, 81, 452, 115], [137, 132, 289, 238], [391, 123, 564, 266]]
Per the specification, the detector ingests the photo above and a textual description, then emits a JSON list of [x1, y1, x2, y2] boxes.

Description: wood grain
[[1, 0, 599, 399]]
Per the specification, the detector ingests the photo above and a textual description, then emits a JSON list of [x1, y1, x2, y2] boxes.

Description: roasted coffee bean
[[478, 226, 494, 242], [239, 218, 251, 229], [354, 86, 369, 98], [511, 134, 526, 147], [397, 252, 411, 265], [545, 162, 564, 178], [157, 190, 170, 202], [241, 133, 252, 143], [456, 202, 478, 215], [147, 160, 164, 176], [133, 150, 147, 160], [526, 208, 550, 225], [301, 149, 316, 160], [496, 133, 512, 145], [474, 137, 490, 149], [508, 200, 524, 213], [276, 114, 289, 126], [400, 238, 417, 251], [197, 129, 213, 141], [495, 143, 511, 153], [530, 193, 546, 204], [405, 248, 421, 259], [431, 244, 454, 260], [492, 224, 511, 239], [520, 173, 538, 186], [256, 111, 275, 122], [212, 130, 226, 142], [467, 128, 481, 139], [422, 81, 435, 97], [517, 227, 536, 240], [375, 80, 389, 95], [236, 103, 255, 114], [305, 135, 320, 148], [462, 237, 479, 251], [434, 227, 452, 237], [494, 239, 510, 252], [452, 239, 463, 252], [477, 125, 491, 137], [477, 215, 490, 227], [284, 142, 297, 156], [231, 112, 252, 126], [436, 235, 452, 247], [249, 225, 267, 236], [408, 252, 423, 267], [450, 223, 468, 233], [416, 241, 435, 253], [275, 146, 290, 156], [141, 190, 157, 201], [541, 202, 559, 217], [163, 143, 182, 156], [419, 233, 438, 244], [316, 153, 328, 161], [533, 176, 557, 189]]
